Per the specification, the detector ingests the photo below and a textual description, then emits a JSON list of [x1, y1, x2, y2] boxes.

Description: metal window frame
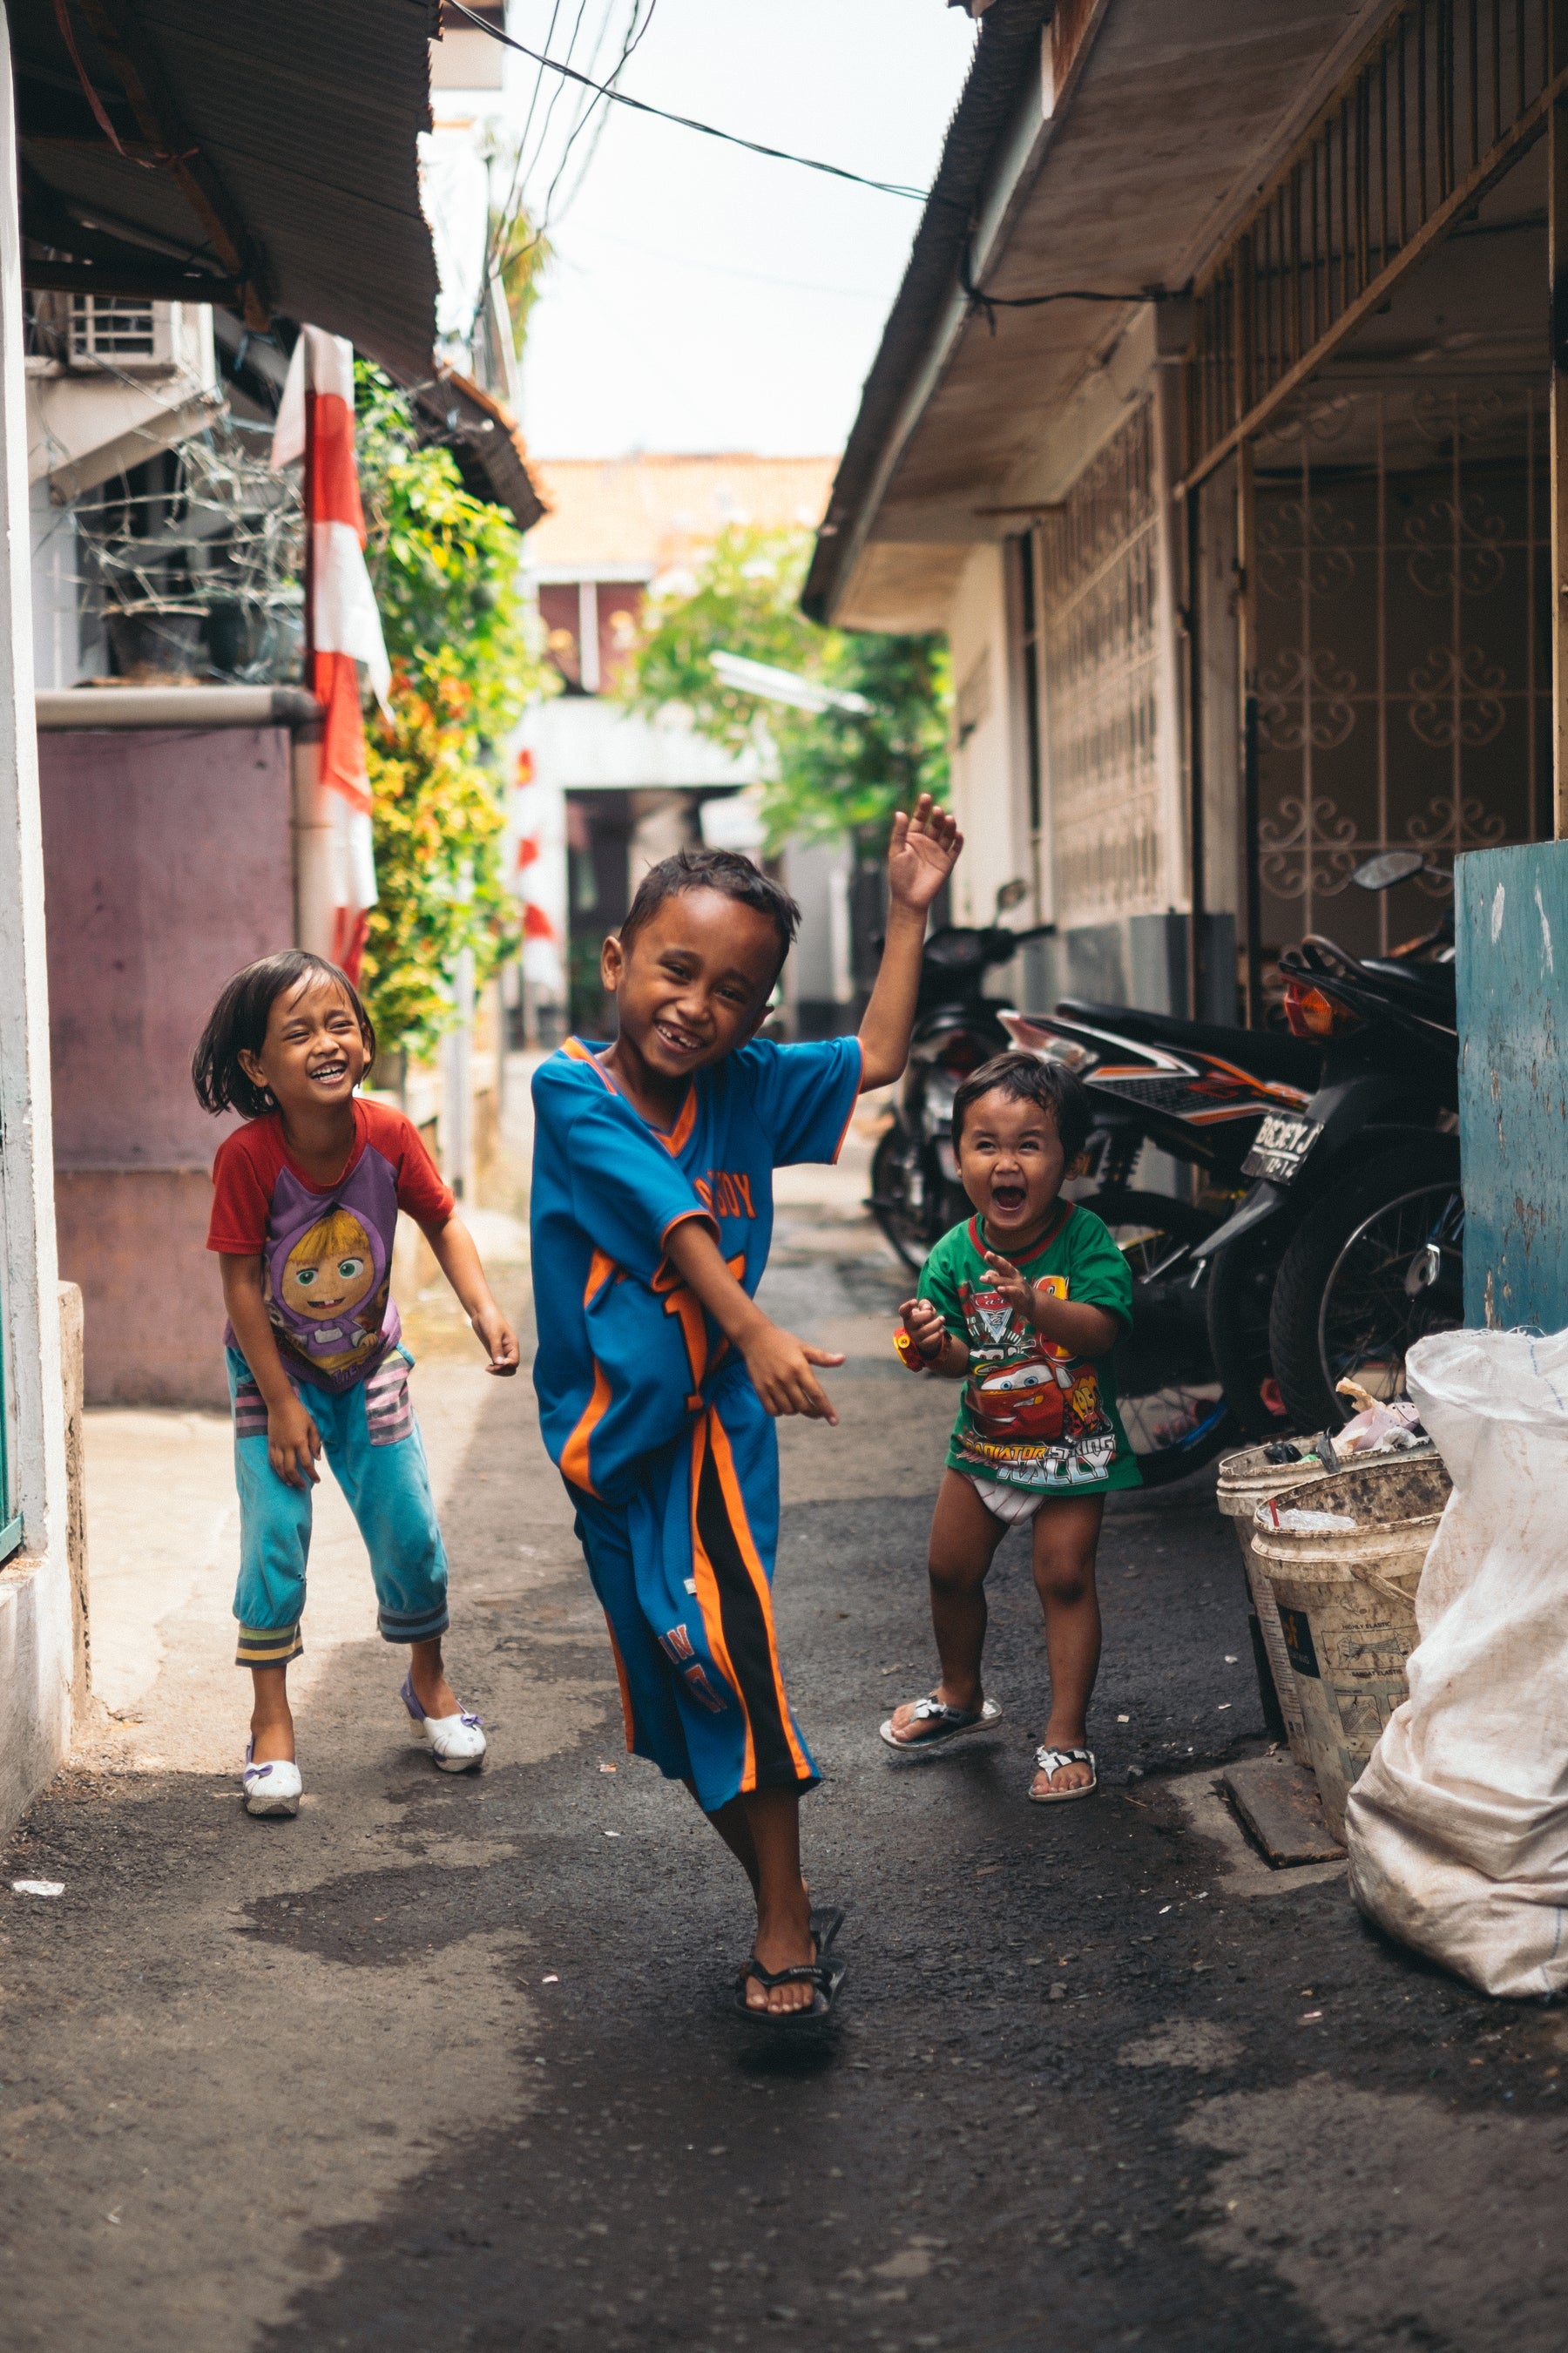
[[1182, 0, 1565, 491]]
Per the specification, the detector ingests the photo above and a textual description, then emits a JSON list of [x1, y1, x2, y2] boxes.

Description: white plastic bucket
[[1250, 1456, 1450, 1841]]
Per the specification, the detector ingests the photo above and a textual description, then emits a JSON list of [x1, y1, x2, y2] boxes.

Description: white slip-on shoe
[[243, 1739, 301, 1817], [400, 1673, 486, 1772]]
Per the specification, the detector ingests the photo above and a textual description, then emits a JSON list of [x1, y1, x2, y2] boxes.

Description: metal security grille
[[1041, 397, 1167, 923], [1252, 375, 1548, 954], [70, 294, 157, 361], [1186, 0, 1558, 482]]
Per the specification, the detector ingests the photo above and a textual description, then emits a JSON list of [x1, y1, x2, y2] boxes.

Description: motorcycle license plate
[[1242, 1113, 1323, 1183]]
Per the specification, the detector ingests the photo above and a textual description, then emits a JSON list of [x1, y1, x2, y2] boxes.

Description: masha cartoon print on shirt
[[268, 1204, 390, 1378]]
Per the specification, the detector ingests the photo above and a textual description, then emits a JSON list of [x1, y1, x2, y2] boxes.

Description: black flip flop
[[733, 1909, 846, 2025]]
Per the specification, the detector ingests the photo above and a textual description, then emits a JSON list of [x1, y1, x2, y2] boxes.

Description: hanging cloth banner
[[272, 328, 391, 981]]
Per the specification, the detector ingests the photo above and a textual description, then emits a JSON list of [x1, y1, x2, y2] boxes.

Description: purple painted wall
[[39, 726, 294, 1404]]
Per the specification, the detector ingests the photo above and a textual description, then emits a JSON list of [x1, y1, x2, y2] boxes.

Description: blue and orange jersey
[[530, 1032, 862, 1505]]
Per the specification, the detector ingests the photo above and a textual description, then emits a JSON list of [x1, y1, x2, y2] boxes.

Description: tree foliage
[[618, 524, 950, 849], [352, 364, 554, 1058]]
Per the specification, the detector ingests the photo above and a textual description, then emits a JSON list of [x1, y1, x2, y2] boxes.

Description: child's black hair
[[618, 847, 801, 978], [193, 951, 375, 1120], [950, 1050, 1095, 1162]]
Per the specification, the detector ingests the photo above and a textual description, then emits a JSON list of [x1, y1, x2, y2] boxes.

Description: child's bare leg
[[702, 1786, 814, 2014], [407, 1635, 460, 1718], [697, 1785, 760, 1896], [887, 1470, 1007, 1743], [1029, 1494, 1104, 1796], [249, 1664, 294, 1763]]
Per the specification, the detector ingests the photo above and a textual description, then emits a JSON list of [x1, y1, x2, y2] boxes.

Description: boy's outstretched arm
[[857, 792, 963, 1091], [665, 1218, 845, 1424]]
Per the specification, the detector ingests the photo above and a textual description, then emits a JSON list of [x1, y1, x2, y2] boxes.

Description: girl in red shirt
[[195, 950, 518, 1816]]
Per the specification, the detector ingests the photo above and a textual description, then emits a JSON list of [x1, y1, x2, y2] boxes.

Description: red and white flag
[[510, 744, 565, 998], [272, 328, 391, 983]]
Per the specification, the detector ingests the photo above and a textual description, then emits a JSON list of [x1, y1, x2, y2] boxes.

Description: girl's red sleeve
[[362, 1100, 456, 1226], [206, 1125, 280, 1254]]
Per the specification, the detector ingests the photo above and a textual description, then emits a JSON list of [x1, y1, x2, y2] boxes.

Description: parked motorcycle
[[1195, 849, 1461, 1437], [868, 880, 1054, 1268], [995, 1001, 1323, 1485]]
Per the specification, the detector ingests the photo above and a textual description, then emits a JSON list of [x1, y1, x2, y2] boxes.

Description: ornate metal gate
[[1252, 375, 1547, 957]]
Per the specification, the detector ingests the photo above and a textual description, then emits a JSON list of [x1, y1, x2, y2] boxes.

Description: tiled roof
[[524, 452, 836, 578]]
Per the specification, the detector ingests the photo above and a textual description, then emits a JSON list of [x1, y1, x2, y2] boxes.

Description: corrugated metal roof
[[801, 0, 1049, 622], [414, 370, 547, 534], [13, 0, 440, 385]]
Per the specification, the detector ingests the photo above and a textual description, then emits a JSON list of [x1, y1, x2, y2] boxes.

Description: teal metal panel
[[1456, 840, 1568, 1331]]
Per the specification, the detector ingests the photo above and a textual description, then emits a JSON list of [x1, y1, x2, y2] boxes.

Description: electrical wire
[[537, 0, 653, 234], [958, 240, 1170, 332], [548, 0, 659, 224], [445, 0, 929, 199]]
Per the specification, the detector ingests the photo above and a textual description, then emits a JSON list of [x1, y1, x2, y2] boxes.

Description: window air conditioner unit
[[68, 294, 178, 370]]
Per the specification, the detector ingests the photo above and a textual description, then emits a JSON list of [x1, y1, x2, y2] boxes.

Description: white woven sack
[[1345, 1326, 1568, 1998]]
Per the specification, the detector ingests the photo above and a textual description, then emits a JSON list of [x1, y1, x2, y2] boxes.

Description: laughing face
[[955, 1085, 1074, 1242], [237, 971, 372, 1123], [598, 888, 779, 1112]]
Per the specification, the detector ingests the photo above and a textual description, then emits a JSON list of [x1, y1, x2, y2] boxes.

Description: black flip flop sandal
[[734, 1910, 846, 2025]]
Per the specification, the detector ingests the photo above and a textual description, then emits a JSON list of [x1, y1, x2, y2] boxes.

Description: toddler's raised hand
[[900, 1296, 948, 1361], [981, 1247, 1036, 1323]]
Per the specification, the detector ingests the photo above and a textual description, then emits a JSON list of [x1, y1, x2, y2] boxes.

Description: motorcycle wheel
[[1092, 1189, 1237, 1488], [1206, 1217, 1294, 1442], [1267, 1137, 1463, 1434], [868, 1124, 938, 1274]]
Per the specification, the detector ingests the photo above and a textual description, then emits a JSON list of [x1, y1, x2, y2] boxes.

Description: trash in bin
[[1249, 1454, 1450, 1843], [1347, 1328, 1568, 1998]]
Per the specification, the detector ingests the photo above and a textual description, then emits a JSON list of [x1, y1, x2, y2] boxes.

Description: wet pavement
[[2, 1163, 1565, 2352]]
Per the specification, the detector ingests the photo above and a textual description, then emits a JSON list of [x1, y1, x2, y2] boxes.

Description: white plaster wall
[[29, 477, 78, 691], [947, 542, 1026, 928], [0, 7, 72, 1837]]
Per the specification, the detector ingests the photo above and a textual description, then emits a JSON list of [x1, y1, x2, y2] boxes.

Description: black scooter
[[1194, 849, 1460, 1437]]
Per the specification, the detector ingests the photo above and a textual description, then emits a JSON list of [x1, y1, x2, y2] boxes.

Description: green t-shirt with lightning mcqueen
[[916, 1203, 1141, 1494]]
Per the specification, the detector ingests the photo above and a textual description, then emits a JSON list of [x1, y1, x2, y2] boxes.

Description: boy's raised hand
[[887, 792, 962, 913]]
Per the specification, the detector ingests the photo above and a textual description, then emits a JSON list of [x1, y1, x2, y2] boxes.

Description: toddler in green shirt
[[882, 1050, 1138, 1802]]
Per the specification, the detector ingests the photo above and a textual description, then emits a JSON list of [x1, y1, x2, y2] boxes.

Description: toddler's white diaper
[[964, 1473, 1045, 1526]]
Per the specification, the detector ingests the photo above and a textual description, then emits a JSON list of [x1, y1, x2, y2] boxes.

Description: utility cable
[[538, 0, 654, 233], [445, 0, 928, 199], [958, 237, 1172, 333]]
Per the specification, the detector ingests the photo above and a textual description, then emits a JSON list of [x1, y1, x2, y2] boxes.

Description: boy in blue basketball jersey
[[531, 800, 961, 2020]]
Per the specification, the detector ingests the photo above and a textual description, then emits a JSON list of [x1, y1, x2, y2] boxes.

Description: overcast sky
[[428, 0, 977, 461]]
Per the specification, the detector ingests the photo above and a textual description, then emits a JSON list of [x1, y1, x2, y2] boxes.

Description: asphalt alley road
[[3, 1170, 1567, 2353]]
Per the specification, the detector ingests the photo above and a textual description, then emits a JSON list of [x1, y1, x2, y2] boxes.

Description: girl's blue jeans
[[226, 1343, 449, 1668]]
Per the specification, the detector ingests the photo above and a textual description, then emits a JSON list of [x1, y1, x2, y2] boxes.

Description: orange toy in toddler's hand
[[896, 1295, 950, 1369]]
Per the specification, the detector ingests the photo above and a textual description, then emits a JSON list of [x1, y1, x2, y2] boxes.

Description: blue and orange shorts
[[567, 1365, 816, 1815]]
